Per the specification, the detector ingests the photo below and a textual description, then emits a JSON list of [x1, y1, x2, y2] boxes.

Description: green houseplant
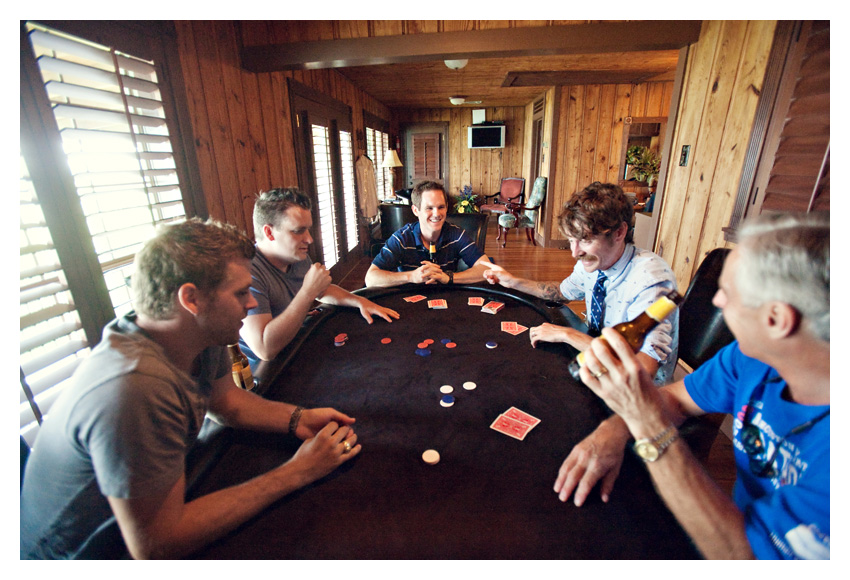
[[625, 146, 661, 187]]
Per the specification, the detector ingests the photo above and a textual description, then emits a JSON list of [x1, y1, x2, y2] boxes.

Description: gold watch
[[633, 424, 678, 462]]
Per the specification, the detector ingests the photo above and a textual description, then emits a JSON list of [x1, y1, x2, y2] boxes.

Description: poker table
[[184, 283, 700, 559]]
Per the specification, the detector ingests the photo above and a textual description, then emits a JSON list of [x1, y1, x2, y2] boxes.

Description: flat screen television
[[468, 125, 505, 149]]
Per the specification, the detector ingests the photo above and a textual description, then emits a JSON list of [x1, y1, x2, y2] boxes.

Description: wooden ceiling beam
[[241, 21, 702, 72]]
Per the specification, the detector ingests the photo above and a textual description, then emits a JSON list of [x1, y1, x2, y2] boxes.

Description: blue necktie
[[588, 271, 607, 337]]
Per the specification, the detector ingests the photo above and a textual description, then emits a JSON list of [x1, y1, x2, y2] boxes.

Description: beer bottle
[[568, 290, 683, 380], [429, 241, 437, 263], [228, 343, 255, 390]]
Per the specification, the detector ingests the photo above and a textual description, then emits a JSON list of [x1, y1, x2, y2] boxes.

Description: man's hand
[[553, 418, 630, 506], [356, 299, 400, 324], [302, 263, 332, 300], [579, 328, 668, 438], [484, 266, 517, 289], [295, 407, 356, 440], [287, 421, 361, 486], [410, 261, 445, 284]]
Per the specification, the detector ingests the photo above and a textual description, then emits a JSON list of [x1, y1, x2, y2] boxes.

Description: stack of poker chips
[[334, 333, 348, 347]]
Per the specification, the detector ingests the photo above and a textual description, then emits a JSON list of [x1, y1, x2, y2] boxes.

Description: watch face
[[635, 441, 659, 462]]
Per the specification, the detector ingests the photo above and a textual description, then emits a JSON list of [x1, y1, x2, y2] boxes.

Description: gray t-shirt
[[20, 314, 229, 559], [238, 248, 312, 368]]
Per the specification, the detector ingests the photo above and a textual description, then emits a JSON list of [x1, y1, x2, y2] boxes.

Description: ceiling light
[[449, 96, 466, 106], [444, 59, 468, 70]]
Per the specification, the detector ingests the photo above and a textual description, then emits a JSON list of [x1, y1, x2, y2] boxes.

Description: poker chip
[[440, 385, 454, 394], [417, 342, 429, 349], [440, 395, 455, 407], [463, 381, 477, 391], [422, 449, 440, 465], [486, 341, 498, 349], [423, 339, 434, 345], [415, 348, 431, 357], [441, 338, 451, 344], [445, 342, 457, 349], [335, 333, 348, 342], [381, 337, 392, 344], [335, 341, 346, 347]]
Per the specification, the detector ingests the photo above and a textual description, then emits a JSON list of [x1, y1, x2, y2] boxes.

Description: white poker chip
[[440, 385, 454, 394], [462, 381, 477, 390], [422, 449, 440, 465]]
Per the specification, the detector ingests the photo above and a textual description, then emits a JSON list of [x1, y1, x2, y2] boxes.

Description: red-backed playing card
[[404, 295, 427, 303], [490, 414, 532, 440], [468, 297, 485, 306], [504, 406, 541, 428], [427, 299, 448, 309], [501, 321, 518, 332]]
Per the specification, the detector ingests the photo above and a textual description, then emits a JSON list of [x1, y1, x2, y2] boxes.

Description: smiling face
[[263, 205, 314, 266], [412, 188, 448, 242], [566, 222, 627, 273], [196, 259, 258, 345]]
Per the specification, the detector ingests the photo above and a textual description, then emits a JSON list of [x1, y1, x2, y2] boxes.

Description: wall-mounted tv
[[468, 125, 505, 149]]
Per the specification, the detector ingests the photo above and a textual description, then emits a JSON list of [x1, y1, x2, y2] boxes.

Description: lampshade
[[449, 96, 465, 106], [444, 59, 468, 70], [381, 149, 403, 168]]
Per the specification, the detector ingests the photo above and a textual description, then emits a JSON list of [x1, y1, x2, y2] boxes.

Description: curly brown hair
[[558, 182, 634, 242], [133, 218, 255, 319]]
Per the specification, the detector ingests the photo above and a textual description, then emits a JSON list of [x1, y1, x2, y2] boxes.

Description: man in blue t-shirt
[[552, 211, 829, 559], [365, 180, 493, 287]]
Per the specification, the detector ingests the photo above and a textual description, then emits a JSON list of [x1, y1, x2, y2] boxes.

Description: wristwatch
[[633, 424, 678, 462], [447, 271, 454, 284]]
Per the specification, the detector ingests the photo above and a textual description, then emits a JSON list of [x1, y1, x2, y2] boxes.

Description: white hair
[[736, 211, 829, 342]]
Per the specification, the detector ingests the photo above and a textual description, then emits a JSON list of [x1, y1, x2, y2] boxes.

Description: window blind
[[311, 124, 339, 267], [21, 23, 188, 443]]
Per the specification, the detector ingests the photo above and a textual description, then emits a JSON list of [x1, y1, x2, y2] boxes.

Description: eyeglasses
[[741, 392, 829, 478]]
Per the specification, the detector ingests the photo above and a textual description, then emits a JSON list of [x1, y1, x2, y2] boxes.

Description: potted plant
[[454, 185, 480, 214], [626, 146, 661, 187]]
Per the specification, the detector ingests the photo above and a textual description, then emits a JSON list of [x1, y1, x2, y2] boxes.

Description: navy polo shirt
[[372, 222, 484, 272]]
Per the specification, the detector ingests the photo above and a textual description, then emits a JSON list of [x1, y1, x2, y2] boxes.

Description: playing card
[[504, 406, 541, 428], [404, 295, 427, 303], [481, 301, 505, 314], [501, 321, 518, 332], [427, 299, 448, 309], [507, 324, 528, 336], [490, 414, 532, 440], [468, 297, 485, 306]]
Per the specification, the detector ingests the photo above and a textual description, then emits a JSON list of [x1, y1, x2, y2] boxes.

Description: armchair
[[480, 177, 525, 215], [496, 177, 547, 247]]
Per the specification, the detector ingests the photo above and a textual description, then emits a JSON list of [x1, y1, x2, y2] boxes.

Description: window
[[365, 126, 392, 198], [20, 22, 194, 444], [289, 79, 359, 276]]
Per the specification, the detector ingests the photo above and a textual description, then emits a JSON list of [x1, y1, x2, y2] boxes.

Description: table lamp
[[381, 149, 403, 198]]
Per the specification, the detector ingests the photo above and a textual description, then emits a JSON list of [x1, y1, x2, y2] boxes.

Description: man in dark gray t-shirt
[[240, 188, 398, 367], [21, 219, 362, 559]]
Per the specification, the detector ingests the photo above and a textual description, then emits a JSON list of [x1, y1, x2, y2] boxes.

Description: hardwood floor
[[339, 218, 736, 497]]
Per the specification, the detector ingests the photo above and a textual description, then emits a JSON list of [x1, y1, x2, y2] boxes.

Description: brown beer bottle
[[568, 290, 683, 380], [227, 343, 255, 390]]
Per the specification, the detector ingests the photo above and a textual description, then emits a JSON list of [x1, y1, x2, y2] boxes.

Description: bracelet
[[447, 271, 454, 284], [288, 406, 304, 435]]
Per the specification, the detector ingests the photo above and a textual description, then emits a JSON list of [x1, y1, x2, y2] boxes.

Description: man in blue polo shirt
[[365, 180, 493, 287]]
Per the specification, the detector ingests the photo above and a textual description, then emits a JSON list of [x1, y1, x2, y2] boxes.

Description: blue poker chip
[[486, 341, 498, 349], [440, 395, 455, 407], [441, 338, 452, 344], [415, 348, 432, 357]]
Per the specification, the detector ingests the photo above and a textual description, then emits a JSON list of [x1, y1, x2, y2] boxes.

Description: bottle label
[[646, 295, 677, 322]]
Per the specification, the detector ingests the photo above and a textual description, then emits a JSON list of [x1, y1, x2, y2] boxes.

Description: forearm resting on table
[[207, 377, 297, 433], [364, 265, 412, 287]]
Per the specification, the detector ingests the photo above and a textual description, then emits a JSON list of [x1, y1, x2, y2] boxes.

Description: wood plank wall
[[546, 81, 674, 244], [173, 20, 393, 237], [395, 106, 527, 198], [656, 21, 777, 290]]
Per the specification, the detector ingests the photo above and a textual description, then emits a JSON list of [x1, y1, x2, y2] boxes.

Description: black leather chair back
[[678, 248, 735, 369], [446, 213, 489, 254], [379, 204, 416, 240]]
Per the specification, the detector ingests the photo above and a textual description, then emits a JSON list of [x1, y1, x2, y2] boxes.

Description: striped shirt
[[372, 222, 484, 273]]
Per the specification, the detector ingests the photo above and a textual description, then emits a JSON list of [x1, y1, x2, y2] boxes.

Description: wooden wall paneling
[[189, 21, 244, 224], [552, 85, 585, 241], [334, 21, 371, 40], [442, 21, 476, 33], [256, 74, 284, 189], [579, 84, 601, 186], [372, 21, 404, 37], [405, 21, 440, 35], [696, 20, 777, 260], [449, 107, 465, 194], [241, 68, 272, 195], [592, 84, 616, 183], [656, 21, 719, 274], [645, 82, 666, 117], [215, 22, 260, 233], [607, 84, 632, 183], [174, 21, 223, 219], [271, 72, 299, 187]]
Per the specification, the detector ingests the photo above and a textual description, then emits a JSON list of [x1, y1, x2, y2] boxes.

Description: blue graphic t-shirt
[[684, 342, 830, 559]]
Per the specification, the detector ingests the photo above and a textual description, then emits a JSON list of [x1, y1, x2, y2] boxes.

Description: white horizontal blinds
[[28, 24, 186, 319], [339, 130, 359, 251], [365, 126, 392, 198], [311, 123, 339, 267], [20, 155, 91, 446]]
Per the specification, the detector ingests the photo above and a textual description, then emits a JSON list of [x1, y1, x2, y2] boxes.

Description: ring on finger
[[593, 366, 608, 378], [342, 440, 352, 453]]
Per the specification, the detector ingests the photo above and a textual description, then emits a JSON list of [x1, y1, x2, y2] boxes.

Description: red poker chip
[[417, 342, 429, 349], [334, 333, 348, 342], [381, 337, 392, 344], [445, 342, 457, 349]]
